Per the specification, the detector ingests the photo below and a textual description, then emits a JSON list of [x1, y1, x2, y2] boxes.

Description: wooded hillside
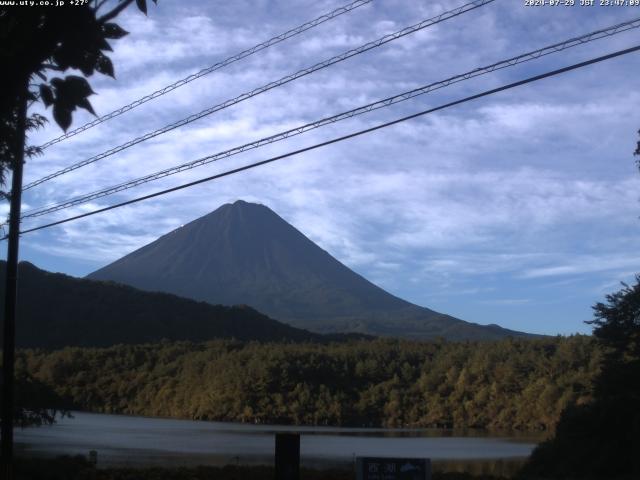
[[19, 336, 598, 431]]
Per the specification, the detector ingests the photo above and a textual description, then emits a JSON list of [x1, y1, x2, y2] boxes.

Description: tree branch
[[42, 63, 64, 72], [97, 0, 135, 23], [95, 0, 110, 12]]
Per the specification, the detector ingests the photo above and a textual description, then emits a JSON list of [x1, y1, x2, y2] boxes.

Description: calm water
[[15, 411, 541, 473]]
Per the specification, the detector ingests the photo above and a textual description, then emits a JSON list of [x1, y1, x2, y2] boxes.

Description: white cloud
[[521, 255, 640, 279]]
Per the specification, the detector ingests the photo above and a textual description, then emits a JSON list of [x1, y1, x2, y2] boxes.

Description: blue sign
[[356, 457, 431, 480]]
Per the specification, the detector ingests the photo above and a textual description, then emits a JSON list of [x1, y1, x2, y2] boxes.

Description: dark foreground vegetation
[[520, 278, 640, 480], [14, 455, 509, 480], [18, 336, 597, 431]]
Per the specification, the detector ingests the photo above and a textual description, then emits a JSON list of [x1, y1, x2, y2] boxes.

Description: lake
[[15, 411, 541, 475]]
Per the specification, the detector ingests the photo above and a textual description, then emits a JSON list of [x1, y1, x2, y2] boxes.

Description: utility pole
[[1, 80, 28, 480]]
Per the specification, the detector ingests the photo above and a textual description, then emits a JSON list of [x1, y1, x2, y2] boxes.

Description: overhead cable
[[20, 16, 640, 220], [24, 0, 496, 191], [36, 0, 374, 150], [14, 44, 640, 238]]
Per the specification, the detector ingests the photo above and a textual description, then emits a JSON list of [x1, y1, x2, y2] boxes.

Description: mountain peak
[[231, 199, 257, 207], [196, 200, 278, 226], [228, 200, 277, 218], [222, 199, 263, 211]]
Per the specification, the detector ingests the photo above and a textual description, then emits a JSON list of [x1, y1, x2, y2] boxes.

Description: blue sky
[[8, 0, 640, 335]]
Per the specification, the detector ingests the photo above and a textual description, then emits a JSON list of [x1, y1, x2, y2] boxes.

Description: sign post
[[275, 433, 300, 480]]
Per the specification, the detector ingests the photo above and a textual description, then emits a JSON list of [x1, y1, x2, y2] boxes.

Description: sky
[[7, 0, 640, 336]]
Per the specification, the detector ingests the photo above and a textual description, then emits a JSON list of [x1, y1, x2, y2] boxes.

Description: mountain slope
[[0, 261, 326, 348], [88, 200, 531, 340]]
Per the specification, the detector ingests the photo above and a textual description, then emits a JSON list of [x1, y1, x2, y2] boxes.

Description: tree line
[[18, 335, 598, 431]]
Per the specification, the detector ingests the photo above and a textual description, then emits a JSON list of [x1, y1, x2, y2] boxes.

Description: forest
[[18, 335, 598, 431]]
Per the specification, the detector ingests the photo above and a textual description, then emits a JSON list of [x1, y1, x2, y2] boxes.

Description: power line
[[20, 16, 640, 220], [14, 44, 640, 238], [24, 0, 496, 191], [36, 0, 373, 151]]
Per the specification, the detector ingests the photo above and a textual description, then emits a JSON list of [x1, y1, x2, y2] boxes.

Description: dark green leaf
[[62, 76, 95, 99], [50, 76, 96, 126], [76, 52, 97, 76], [96, 54, 115, 78], [50, 78, 64, 89], [39, 85, 54, 107], [52, 105, 72, 131], [25, 114, 47, 131], [98, 37, 113, 52], [102, 22, 128, 39], [136, 0, 147, 15], [77, 98, 96, 116], [25, 145, 43, 159]]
